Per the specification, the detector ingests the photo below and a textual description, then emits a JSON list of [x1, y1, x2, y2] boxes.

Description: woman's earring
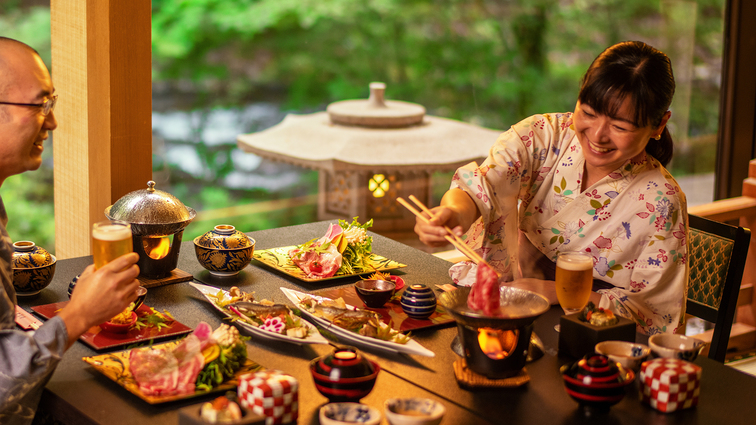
[[654, 134, 662, 140]]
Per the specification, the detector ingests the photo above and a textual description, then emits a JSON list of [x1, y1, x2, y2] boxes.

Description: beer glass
[[92, 221, 133, 270], [554, 251, 593, 331]]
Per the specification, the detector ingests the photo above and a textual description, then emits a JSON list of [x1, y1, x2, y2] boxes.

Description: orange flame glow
[[143, 237, 171, 260], [477, 328, 518, 360]]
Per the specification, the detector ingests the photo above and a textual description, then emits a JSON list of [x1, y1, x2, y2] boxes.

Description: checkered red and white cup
[[238, 370, 299, 425], [640, 358, 701, 413]]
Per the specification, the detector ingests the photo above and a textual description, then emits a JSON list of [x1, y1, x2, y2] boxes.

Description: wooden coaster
[[137, 268, 193, 288], [453, 358, 530, 388]]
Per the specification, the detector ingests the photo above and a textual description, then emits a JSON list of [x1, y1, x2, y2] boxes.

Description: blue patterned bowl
[[400, 284, 436, 320], [649, 334, 706, 362], [384, 398, 445, 425], [11, 241, 57, 296], [320, 403, 382, 425], [194, 225, 255, 276]]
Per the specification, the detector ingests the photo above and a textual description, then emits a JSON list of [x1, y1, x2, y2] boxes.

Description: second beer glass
[[92, 221, 133, 269], [555, 251, 593, 314]]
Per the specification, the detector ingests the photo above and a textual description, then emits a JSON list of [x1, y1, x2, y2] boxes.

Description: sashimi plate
[[82, 340, 262, 404], [253, 245, 406, 282], [190, 282, 328, 345], [281, 287, 434, 357]]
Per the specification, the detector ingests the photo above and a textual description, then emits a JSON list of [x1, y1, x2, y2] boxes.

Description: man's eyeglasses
[[0, 94, 58, 116]]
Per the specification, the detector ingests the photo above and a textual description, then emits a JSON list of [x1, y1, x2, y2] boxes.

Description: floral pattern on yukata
[[449, 113, 688, 335]]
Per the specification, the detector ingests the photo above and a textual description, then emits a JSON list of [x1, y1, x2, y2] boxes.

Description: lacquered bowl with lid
[[11, 241, 57, 296], [310, 347, 380, 402], [561, 353, 635, 413], [194, 225, 255, 276]]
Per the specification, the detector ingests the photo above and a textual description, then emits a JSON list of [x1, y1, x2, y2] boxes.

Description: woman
[[416, 41, 687, 335]]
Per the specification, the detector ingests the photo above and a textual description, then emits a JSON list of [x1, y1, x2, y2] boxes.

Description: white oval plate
[[280, 287, 435, 357], [189, 282, 328, 345]]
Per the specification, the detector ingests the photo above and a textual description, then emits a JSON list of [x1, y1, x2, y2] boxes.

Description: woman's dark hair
[[578, 41, 676, 166]]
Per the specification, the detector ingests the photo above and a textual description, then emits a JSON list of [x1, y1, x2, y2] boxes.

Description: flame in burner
[[477, 327, 518, 360], [143, 237, 171, 260]]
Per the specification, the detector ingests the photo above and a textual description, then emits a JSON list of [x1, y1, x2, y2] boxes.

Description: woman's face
[[573, 98, 669, 181]]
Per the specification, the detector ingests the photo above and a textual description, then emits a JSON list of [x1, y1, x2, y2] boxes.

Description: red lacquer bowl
[[99, 311, 137, 334], [310, 347, 380, 402]]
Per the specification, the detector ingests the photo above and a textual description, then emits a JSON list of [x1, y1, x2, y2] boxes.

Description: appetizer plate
[[189, 282, 328, 346], [281, 288, 435, 357], [32, 302, 192, 351], [82, 340, 263, 404], [253, 246, 406, 282]]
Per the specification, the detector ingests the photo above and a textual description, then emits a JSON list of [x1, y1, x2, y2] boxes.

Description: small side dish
[[200, 393, 243, 423]]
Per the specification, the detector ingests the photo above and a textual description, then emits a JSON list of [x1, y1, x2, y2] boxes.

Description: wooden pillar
[[51, 0, 152, 259]]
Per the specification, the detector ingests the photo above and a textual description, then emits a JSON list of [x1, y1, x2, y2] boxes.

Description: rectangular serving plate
[[32, 302, 193, 351], [253, 245, 406, 283], [82, 340, 263, 404]]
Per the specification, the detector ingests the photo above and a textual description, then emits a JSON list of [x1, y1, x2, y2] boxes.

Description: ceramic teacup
[[595, 340, 651, 372], [649, 334, 706, 362]]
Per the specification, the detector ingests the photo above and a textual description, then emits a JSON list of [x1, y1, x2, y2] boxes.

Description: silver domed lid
[[105, 181, 196, 236]]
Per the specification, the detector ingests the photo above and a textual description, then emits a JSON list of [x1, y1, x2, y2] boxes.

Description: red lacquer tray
[[320, 286, 454, 333], [31, 302, 193, 351]]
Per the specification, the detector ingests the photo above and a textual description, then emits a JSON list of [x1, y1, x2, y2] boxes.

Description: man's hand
[[57, 252, 140, 348]]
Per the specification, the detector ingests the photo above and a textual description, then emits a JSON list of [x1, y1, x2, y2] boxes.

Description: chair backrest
[[686, 214, 751, 362]]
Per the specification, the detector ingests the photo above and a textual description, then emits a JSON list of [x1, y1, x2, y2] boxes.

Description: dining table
[[16, 221, 756, 425]]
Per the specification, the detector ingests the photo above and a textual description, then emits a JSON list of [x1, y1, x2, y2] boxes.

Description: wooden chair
[[686, 214, 751, 362]]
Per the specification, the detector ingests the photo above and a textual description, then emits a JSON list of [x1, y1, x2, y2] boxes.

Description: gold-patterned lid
[[11, 241, 56, 269], [194, 225, 254, 250]]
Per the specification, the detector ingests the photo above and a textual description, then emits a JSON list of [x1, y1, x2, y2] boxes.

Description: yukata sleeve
[[0, 315, 68, 423], [597, 192, 689, 335], [450, 114, 563, 282]]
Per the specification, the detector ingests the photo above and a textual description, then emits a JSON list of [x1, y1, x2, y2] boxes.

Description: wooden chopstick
[[396, 196, 488, 267]]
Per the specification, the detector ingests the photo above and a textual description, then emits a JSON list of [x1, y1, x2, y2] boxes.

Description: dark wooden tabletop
[[17, 221, 756, 425]]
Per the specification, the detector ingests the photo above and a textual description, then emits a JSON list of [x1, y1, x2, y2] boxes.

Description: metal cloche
[[105, 181, 196, 236]]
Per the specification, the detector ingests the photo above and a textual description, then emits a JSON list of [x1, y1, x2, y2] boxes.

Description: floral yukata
[[450, 113, 688, 335]]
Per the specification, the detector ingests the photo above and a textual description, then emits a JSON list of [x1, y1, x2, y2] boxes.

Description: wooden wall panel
[[51, 0, 152, 259]]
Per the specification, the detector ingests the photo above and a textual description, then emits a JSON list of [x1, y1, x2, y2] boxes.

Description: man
[[0, 37, 141, 424]]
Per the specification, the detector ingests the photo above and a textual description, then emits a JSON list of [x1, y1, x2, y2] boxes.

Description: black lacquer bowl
[[355, 279, 396, 308], [310, 347, 380, 402], [561, 353, 635, 414]]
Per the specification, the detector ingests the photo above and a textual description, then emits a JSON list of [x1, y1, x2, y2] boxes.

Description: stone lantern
[[236, 83, 501, 237]]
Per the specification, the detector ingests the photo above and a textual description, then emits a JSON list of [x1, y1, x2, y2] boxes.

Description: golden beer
[[92, 221, 133, 270], [555, 252, 593, 313]]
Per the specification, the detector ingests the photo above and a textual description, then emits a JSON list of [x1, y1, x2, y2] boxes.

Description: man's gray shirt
[[0, 196, 68, 424]]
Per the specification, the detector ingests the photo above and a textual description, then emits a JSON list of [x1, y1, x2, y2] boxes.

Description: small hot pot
[[105, 181, 196, 278], [439, 286, 550, 379]]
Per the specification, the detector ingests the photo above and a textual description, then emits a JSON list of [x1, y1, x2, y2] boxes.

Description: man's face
[[0, 45, 57, 184]]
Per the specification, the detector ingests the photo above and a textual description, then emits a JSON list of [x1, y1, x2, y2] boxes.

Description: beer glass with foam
[[555, 251, 593, 314], [92, 221, 133, 270]]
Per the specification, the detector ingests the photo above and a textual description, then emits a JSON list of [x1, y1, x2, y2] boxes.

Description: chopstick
[[396, 196, 490, 269]]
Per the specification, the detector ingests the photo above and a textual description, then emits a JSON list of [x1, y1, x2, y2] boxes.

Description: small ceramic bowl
[[11, 241, 57, 296], [560, 353, 635, 414], [320, 403, 382, 425], [194, 225, 255, 276], [400, 284, 437, 320], [310, 347, 380, 402], [99, 311, 137, 334], [384, 398, 445, 425], [355, 279, 396, 308], [595, 341, 651, 372], [649, 334, 706, 362]]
